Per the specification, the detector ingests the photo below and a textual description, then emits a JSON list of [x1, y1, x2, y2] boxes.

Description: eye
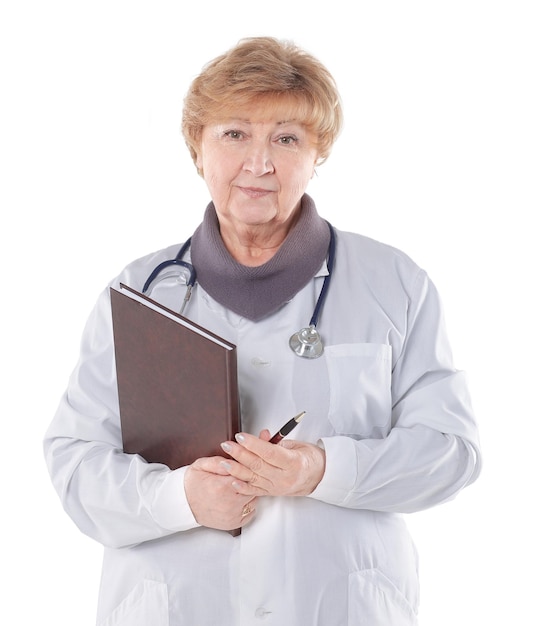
[[224, 130, 244, 140], [277, 135, 298, 145]]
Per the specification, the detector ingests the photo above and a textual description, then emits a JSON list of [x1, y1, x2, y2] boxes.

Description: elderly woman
[[44, 37, 481, 625]]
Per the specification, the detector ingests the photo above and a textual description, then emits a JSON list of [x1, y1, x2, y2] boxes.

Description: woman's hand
[[184, 457, 257, 531], [219, 431, 326, 498]]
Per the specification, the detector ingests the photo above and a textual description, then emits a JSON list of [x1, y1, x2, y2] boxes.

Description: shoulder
[[331, 229, 444, 334], [79, 242, 186, 332], [109, 242, 187, 292], [334, 228, 426, 291]]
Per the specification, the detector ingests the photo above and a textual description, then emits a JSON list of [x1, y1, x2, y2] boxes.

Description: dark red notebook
[[110, 283, 240, 470]]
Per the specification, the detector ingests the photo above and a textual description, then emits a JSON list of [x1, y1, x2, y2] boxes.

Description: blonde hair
[[182, 37, 343, 168]]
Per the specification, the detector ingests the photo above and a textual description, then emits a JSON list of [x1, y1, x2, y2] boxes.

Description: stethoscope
[[142, 222, 336, 359]]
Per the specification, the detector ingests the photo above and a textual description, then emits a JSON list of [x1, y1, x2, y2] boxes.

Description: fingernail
[[220, 460, 232, 471], [235, 433, 245, 443], [221, 442, 232, 453]]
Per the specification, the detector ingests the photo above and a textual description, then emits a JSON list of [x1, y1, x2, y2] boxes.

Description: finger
[[219, 457, 272, 496], [233, 433, 287, 468], [192, 455, 235, 475], [220, 439, 268, 473], [258, 429, 272, 442], [240, 497, 258, 520], [221, 438, 281, 485], [231, 477, 269, 497]]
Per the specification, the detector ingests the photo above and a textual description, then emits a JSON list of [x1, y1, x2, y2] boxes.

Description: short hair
[[182, 37, 343, 169]]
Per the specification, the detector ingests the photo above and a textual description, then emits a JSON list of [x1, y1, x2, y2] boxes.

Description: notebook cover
[[110, 284, 240, 470]]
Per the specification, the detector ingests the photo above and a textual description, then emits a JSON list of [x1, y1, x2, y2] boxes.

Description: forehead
[[215, 94, 313, 126]]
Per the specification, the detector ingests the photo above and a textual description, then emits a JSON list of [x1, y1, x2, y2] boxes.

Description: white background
[[2, 1, 540, 624]]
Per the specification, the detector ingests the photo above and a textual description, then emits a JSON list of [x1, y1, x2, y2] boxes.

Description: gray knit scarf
[[190, 194, 330, 321]]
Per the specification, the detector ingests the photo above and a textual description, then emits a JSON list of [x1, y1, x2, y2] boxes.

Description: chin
[[232, 205, 280, 226]]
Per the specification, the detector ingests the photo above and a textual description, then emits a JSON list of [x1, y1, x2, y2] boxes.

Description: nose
[[243, 141, 274, 176]]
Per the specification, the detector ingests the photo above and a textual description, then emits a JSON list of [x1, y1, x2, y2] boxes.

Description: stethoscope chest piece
[[289, 325, 324, 359]]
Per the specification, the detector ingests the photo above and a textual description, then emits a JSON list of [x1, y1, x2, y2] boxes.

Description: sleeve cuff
[[151, 466, 201, 531], [307, 436, 358, 506]]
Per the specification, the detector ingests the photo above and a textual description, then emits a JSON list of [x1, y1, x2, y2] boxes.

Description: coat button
[[255, 606, 271, 618]]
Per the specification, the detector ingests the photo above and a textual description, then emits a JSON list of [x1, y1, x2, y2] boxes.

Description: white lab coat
[[44, 227, 481, 626]]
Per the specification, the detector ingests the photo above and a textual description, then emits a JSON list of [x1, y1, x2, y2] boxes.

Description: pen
[[269, 411, 306, 444]]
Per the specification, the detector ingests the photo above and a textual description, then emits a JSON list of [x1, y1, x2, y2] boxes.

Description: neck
[[218, 214, 301, 267], [190, 194, 331, 321]]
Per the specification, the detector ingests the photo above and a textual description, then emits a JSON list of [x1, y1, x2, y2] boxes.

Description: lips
[[238, 186, 274, 198]]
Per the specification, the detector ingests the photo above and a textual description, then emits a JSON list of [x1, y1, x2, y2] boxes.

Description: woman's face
[[195, 105, 319, 235]]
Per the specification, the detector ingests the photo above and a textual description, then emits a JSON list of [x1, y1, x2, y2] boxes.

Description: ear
[[194, 149, 204, 177], [311, 155, 321, 178]]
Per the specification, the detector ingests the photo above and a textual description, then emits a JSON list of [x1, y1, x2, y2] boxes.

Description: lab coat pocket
[[326, 343, 392, 438], [98, 579, 169, 626], [348, 569, 418, 625]]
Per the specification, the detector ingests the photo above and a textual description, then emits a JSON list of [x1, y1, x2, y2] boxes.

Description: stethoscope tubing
[[141, 221, 336, 356], [142, 238, 196, 295], [309, 221, 335, 328]]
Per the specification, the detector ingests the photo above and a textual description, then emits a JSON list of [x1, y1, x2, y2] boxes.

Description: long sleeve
[[310, 269, 481, 513], [44, 285, 200, 549]]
